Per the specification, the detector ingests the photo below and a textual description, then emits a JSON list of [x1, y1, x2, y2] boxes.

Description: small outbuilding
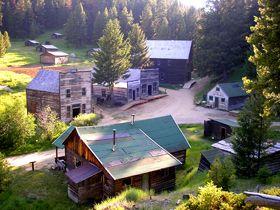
[[40, 51, 69, 65], [36, 44, 58, 53], [25, 40, 40, 47], [206, 82, 249, 111], [204, 118, 239, 140], [52, 32, 63, 39]]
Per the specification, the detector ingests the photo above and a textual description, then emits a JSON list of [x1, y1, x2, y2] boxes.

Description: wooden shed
[[207, 82, 249, 111], [36, 44, 58, 53], [40, 51, 69, 65], [53, 115, 190, 203], [146, 40, 193, 84], [25, 40, 40, 47], [204, 118, 239, 140], [52, 32, 64, 39]]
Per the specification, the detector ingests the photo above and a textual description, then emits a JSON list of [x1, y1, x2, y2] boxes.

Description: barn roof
[[209, 118, 240, 128], [26, 69, 59, 93], [65, 162, 101, 184], [146, 40, 192, 60], [218, 82, 248, 98], [42, 51, 69, 57]]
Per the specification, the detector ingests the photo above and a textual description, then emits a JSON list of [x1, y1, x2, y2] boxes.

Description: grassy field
[[0, 30, 95, 68]]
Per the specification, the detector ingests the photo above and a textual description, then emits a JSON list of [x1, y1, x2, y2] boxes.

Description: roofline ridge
[[170, 116, 191, 149]]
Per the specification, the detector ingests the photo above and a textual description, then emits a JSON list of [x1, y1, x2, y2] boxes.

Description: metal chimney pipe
[[131, 114, 135, 125], [112, 129, 116, 151]]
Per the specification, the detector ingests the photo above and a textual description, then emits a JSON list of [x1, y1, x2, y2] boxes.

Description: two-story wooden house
[[53, 115, 191, 203], [146, 40, 193, 84], [26, 69, 93, 122]]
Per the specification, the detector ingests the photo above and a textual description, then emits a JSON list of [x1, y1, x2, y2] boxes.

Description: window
[[209, 96, 213, 101], [82, 88, 86, 96], [142, 84, 147, 94], [216, 87, 220, 91], [66, 89, 71, 98], [122, 178, 131, 186], [160, 168, 169, 178], [221, 98, 225, 103], [136, 88, 139, 97], [153, 82, 157, 92], [82, 104, 86, 113], [66, 106, 71, 118], [128, 89, 132, 99], [101, 89, 106, 97]]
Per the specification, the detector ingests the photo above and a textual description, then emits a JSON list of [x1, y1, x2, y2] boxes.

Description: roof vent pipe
[[131, 114, 135, 125], [112, 129, 116, 152]]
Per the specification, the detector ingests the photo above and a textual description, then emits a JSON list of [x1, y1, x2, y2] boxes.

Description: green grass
[[226, 64, 247, 83], [0, 71, 32, 91]]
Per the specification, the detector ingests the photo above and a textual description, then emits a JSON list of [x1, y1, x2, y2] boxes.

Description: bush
[[0, 71, 31, 91], [261, 187, 280, 196], [70, 113, 102, 127], [208, 157, 236, 190], [257, 166, 272, 184], [0, 152, 11, 192], [176, 182, 255, 210], [124, 188, 148, 202]]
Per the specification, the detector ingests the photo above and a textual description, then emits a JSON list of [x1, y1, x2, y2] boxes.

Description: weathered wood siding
[[207, 85, 229, 110], [54, 56, 68, 64], [26, 89, 60, 117], [204, 120, 233, 140], [40, 54, 55, 64], [140, 69, 159, 98], [171, 150, 186, 165], [150, 167, 176, 193], [60, 70, 93, 122], [263, 152, 280, 174]]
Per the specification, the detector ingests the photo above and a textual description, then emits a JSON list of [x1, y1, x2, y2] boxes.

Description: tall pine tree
[[128, 23, 151, 69], [3, 31, 11, 50], [94, 19, 131, 97], [64, 2, 87, 47], [119, 7, 134, 37], [140, 3, 154, 39], [0, 33, 5, 57]]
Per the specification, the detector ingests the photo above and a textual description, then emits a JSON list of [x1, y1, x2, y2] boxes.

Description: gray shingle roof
[[26, 69, 59, 93], [218, 82, 248, 98]]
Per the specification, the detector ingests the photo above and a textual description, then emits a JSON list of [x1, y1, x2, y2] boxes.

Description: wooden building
[[146, 40, 193, 84], [198, 138, 280, 173], [26, 69, 93, 122], [93, 68, 159, 105], [52, 32, 63, 39], [204, 118, 239, 140], [25, 40, 40, 47], [207, 82, 248, 111], [36, 44, 58, 53], [40, 51, 69, 65], [53, 115, 190, 203]]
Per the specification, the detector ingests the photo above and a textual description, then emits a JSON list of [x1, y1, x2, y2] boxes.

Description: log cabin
[[206, 82, 249, 111], [25, 40, 40, 47], [26, 69, 93, 122], [53, 115, 191, 203], [93, 68, 159, 105], [146, 40, 193, 84], [52, 32, 64, 39], [40, 51, 69, 65], [36, 44, 58, 53]]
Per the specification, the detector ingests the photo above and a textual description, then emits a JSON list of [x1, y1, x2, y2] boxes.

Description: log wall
[[150, 167, 176, 193], [171, 150, 186, 165]]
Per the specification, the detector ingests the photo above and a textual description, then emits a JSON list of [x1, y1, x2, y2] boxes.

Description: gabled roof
[[26, 69, 59, 93], [26, 40, 39, 44], [146, 40, 192, 60], [40, 45, 58, 50], [52, 32, 63, 36], [42, 51, 69, 57], [201, 148, 231, 164], [209, 118, 240, 128], [114, 68, 141, 88], [218, 82, 248, 98]]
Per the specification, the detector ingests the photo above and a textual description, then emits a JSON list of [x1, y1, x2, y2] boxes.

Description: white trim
[[170, 115, 191, 149]]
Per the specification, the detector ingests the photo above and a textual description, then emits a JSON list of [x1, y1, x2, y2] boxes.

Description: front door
[[133, 90, 136, 100], [148, 85, 152, 96], [215, 97, 219, 108], [142, 173, 149, 191], [221, 127, 226, 139], [72, 104, 81, 118]]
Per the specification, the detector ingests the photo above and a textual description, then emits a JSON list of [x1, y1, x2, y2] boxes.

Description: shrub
[[70, 113, 102, 127], [257, 166, 272, 184], [0, 152, 11, 192], [0, 71, 31, 91], [176, 182, 255, 210], [261, 187, 280, 196], [124, 188, 148, 202], [208, 157, 236, 190]]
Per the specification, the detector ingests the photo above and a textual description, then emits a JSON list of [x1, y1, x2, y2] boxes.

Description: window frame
[[66, 89, 71, 98], [82, 87, 86, 96], [66, 106, 71, 118], [209, 96, 213, 101], [82, 104, 86, 113]]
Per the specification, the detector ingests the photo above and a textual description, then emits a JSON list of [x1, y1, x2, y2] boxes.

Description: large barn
[[93, 68, 159, 105], [40, 51, 69, 65], [206, 82, 249, 111], [26, 69, 93, 122], [146, 40, 193, 84], [53, 115, 190, 203]]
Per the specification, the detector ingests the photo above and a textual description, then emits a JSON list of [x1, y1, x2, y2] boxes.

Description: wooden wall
[[60, 70, 93, 122], [40, 54, 55, 64], [150, 167, 176, 193], [26, 89, 60, 118], [204, 120, 233, 140], [171, 150, 186, 165], [140, 69, 159, 98]]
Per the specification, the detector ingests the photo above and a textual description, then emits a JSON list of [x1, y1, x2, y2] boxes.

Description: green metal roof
[[201, 148, 231, 164], [210, 118, 240, 128], [218, 82, 248, 98], [52, 126, 75, 149]]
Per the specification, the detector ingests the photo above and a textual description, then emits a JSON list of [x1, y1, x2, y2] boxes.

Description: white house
[[206, 82, 248, 111]]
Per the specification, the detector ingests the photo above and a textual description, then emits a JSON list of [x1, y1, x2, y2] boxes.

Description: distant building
[[40, 51, 69, 65], [93, 68, 159, 105], [146, 40, 193, 84], [206, 82, 249, 111], [53, 115, 190, 203], [26, 69, 93, 122], [87, 48, 101, 57], [52, 32, 63, 39], [25, 40, 40, 47], [36, 44, 58, 53]]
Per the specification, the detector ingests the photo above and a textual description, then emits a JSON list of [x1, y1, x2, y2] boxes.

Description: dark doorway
[[148, 85, 152, 96], [133, 90, 136, 100], [72, 104, 81, 118], [215, 97, 219, 108], [221, 127, 226, 139]]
